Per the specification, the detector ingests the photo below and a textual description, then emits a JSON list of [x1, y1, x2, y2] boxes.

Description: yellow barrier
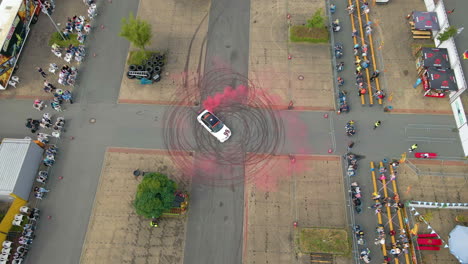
[[0, 194, 28, 245], [370, 162, 388, 256], [389, 165, 412, 264]]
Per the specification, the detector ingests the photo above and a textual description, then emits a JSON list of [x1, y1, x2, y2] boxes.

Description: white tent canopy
[[449, 225, 468, 264]]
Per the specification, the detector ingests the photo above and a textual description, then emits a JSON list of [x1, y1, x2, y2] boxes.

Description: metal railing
[[404, 159, 468, 178]]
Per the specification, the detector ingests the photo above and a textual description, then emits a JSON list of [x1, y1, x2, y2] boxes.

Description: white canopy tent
[[449, 225, 468, 264]]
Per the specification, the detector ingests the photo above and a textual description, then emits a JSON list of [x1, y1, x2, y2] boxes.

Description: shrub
[[437, 26, 457, 44], [119, 12, 152, 50], [128, 50, 152, 65], [48, 32, 81, 47], [133, 172, 177, 219], [307, 9, 325, 29]]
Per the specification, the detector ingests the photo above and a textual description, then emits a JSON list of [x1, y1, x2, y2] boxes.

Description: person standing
[[370, 70, 380, 81], [51, 101, 62, 112], [409, 144, 418, 152], [150, 218, 159, 227], [347, 141, 355, 152], [33, 99, 45, 111], [373, 120, 381, 129], [62, 90, 73, 104], [36, 67, 47, 78], [359, 87, 367, 97]]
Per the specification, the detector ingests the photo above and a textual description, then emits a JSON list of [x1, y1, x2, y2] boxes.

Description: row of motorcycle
[[352, 184, 371, 263]]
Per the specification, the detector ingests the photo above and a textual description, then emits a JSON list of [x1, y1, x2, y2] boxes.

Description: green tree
[[307, 9, 325, 29], [134, 173, 177, 218], [437, 26, 457, 45], [119, 12, 152, 50]]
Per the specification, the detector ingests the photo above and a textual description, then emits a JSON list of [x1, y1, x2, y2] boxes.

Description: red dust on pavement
[[203, 85, 248, 112]]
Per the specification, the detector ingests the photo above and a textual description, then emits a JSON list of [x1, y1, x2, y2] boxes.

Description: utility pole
[[36, 0, 65, 40]]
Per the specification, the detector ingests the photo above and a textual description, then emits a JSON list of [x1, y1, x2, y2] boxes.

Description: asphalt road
[[0, 0, 465, 263], [183, 0, 251, 263]]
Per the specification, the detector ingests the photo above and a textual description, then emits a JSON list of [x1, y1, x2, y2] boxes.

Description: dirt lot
[[398, 159, 468, 264], [243, 155, 351, 264], [248, 0, 334, 110], [118, 0, 209, 104], [80, 148, 191, 264]]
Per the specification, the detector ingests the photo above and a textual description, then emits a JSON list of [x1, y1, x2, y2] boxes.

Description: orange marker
[[406, 185, 412, 194]]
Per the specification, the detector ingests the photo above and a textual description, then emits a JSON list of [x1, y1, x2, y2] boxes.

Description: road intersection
[[0, 0, 465, 263]]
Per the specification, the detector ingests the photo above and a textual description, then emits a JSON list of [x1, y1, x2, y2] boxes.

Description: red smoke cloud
[[203, 85, 249, 112]]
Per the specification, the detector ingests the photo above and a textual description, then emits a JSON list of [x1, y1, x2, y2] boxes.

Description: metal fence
[[404, 159, 468, 178]]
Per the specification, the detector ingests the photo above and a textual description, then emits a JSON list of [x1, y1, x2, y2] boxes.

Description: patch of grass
[[48, 32, 82, 47], [299, 228, 350, 255], [290, 25, 329, 43], [128, 50, 158, 65], [10, 224, 23, 232], [411, 43, 436, 57]]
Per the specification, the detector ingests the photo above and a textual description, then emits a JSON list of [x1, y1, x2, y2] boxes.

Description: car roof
[[201, 112, 220, 127]]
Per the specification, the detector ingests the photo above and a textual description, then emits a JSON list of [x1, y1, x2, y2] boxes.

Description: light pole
[[36, 0, 66, 40]]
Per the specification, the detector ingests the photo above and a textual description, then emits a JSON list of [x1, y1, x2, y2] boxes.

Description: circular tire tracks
[[163, 68, 285, 186]]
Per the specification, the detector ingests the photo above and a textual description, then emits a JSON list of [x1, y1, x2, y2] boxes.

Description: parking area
[[370, 1, 453, 114], [117, 0, 209, 104], [80, 148, 191, 264], [243, 155, 350, 264], [248, 0, 334, 110], [398, 159, 468, 264]]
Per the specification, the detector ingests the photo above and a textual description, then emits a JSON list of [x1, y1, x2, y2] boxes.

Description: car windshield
[[201, 112, 224, 132]]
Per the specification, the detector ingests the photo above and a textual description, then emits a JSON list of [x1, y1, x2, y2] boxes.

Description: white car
[[196, 110, 231, 143]]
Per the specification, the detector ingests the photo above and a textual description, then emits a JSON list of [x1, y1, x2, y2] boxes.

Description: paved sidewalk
[[118, 0, 209, 104], [248, 0, 334, 110], [80, 149, 191, 264], [244, 155, 350, 264], [0, 0, 88, 99], [370, 0, 452, 114]]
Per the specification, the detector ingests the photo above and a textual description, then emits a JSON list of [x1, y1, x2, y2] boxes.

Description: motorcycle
[[334, 43, 343, 58], [335, 49, 343, 58], [332, 19, 341, 32], [351, 182, 361, 212], [346, 120, 356, 136], [354, 225, 364, 238], [360, 248, 371, 263], [330, 4, 336, 14], [337, 77, 344, 86], [353, 199, 362, 214], [351, 181, 361, 198], [336, 62, 344, 72], [338, 91, 349, 113], [347, 165, 356, 177]]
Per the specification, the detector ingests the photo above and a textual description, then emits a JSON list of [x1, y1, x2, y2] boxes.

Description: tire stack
[[126, 53, 165, 83]]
